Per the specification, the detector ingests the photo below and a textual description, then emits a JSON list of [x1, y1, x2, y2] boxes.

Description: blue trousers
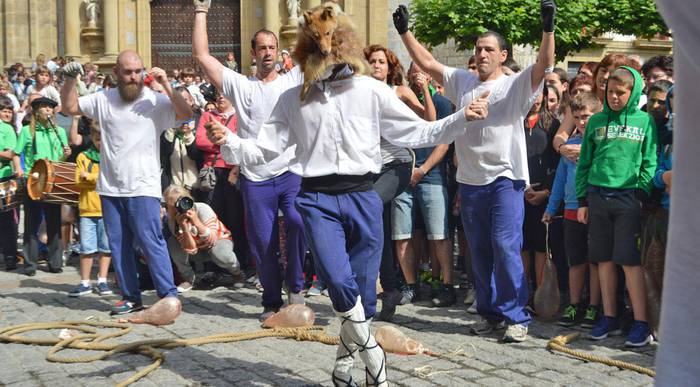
[[459, 177, 530, 325], [295, 190, 383, 318], [240, 172, 307, 309], [101, 196, 177, 303]]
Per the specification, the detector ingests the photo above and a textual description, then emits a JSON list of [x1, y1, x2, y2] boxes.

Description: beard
[[117, 78, 144, 102]]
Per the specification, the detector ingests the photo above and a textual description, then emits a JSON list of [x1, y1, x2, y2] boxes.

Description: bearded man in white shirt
[[206, 3, 490, 385]]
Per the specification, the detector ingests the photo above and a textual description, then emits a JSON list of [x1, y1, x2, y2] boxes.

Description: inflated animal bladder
[[126, 297, 182, 326], [534, 257, 560, 321], [374, 325, 425, 355], [262, 304, 315, 328]]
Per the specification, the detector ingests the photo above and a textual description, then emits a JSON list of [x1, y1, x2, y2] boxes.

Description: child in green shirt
[[13, 97, 71, 276], [0, 97, 21, 270]]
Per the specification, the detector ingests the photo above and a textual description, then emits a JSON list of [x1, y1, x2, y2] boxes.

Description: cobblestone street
[[0, 263, 656, 386]]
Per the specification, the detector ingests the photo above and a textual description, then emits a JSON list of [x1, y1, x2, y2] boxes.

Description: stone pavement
[[0, 263, 656, 386]]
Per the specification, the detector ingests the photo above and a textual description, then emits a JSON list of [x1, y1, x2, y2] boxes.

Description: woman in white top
[[363, 44, 436, 321]]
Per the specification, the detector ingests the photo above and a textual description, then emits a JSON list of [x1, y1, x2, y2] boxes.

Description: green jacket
[[0, 122, 17, 179], [575, 66, 658, 202], [14, 121, 68, 172]]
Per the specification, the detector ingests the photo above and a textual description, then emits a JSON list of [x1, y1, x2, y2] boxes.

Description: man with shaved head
[[60, 51, 192, 315]]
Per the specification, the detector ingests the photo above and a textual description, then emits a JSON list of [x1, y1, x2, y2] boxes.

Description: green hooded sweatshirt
[[575, 66, 658, 203]]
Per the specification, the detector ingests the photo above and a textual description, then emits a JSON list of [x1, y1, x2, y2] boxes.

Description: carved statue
[[286, 0, 301, 25], [83, 0, 100, 27]]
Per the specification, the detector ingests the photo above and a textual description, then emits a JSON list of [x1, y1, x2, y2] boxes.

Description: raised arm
[[531, 0, 556, 91], [59, 62, 85, 116], [193, 1, 224, 91], [393, 6, 444, 83], [151, 67, 192, 121], [68, 116, 83, 146]]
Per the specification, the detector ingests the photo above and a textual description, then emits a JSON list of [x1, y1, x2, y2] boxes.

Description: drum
[[0, 177, 24, 212], [27, 159, 79, 205]]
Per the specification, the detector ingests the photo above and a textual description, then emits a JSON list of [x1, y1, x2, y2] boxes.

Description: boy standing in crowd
[[543, 92, 602, 328], [69, 125, 113, 297], [576, 67, 657, 347]]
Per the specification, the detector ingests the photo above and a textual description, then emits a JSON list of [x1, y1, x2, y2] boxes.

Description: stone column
[[103, 0, 119, 58], [305, 0, 322, 9], [264, 0, 280, 35], [64, 0, 82, 59]]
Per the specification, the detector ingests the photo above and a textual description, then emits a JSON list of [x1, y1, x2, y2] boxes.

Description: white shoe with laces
[[503, 324, 528, 343]]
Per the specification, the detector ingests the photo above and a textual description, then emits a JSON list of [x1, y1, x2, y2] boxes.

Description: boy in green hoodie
[[575, 66, 657, 347]]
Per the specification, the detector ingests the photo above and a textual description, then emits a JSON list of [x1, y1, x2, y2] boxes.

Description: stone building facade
[[1, 1, 671, 75], [1, 0, 392, 73]]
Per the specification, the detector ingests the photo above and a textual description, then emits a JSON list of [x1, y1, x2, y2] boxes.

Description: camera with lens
[[175, 196, 194, 213]]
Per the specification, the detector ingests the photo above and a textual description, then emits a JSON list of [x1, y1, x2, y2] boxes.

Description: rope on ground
[[0, 320, 340, 387], [547, 332, 656, 377]]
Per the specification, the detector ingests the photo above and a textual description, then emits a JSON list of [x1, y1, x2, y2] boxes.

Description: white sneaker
[[463, 288, 477, 305], [503, 324, 528, 343], [177, 281, 193, 293], [467, 299, 478, 314]]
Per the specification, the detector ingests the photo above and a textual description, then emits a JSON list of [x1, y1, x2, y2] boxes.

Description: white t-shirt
[[78, 88, 176, 198], [443, 65, 541, 186], [220, 66, 303, 181], [27, 85, 61, 104]]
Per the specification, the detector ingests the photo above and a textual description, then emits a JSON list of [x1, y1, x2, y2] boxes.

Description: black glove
[[393, 5, 409, 35], [541, 0, 556, 33]]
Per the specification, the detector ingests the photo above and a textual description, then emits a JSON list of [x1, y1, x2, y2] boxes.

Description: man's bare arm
[[531, 1, 556, 90], [392, 6, 444, 83], [193, 4, 224, 91], [59, 62, 85, 116]]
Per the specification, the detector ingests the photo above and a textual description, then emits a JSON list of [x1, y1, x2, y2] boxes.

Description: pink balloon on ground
[[262, 304, 315, 328], [374, 325, 424, 355], [127, 297, 182, 326]]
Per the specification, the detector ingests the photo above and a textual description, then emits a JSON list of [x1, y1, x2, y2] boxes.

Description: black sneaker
[[4, 260, 17, 271], [377, 289, 402, 322], [431, 284, 456, 307], [558, 304, 581, 327], [398, 284, 417, 305], [581, 305, 600, 328], [110, 300, 144, 315]]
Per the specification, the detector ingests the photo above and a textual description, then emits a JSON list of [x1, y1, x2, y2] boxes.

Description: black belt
[[301, 173, 375, 194]]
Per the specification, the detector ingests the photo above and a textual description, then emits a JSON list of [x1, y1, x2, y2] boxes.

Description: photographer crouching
[[163, 185, 240, 292]]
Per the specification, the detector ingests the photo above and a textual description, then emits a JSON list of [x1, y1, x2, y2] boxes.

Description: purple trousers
[[240, 172, 306, 309]]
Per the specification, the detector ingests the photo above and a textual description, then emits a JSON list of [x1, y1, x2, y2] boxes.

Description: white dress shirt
[[220, 76, 470, 178]]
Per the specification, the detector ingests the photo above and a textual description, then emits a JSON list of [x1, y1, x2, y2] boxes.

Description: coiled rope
[[547, 332, 656, 377], [0, 320, 339, 387], [0, 320, 656, 385]]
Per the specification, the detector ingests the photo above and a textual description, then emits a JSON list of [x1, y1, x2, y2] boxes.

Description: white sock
[[80, 280, 91, 287], [335, 297, 387, 387], [97, 277, 107, 284]]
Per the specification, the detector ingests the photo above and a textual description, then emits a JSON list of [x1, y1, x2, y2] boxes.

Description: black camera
[[174, 196, 194, 213]]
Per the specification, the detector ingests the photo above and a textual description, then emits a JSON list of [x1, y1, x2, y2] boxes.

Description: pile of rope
[[0, 320, 657, 386], [547, 332, 656, 377], [0, 320, 339, 387]]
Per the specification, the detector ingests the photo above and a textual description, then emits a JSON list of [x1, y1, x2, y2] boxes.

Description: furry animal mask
[[294, 2, 370, 101]]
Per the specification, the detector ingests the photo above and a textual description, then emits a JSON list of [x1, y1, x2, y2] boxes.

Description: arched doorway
[[150, 0, 241, 71]]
